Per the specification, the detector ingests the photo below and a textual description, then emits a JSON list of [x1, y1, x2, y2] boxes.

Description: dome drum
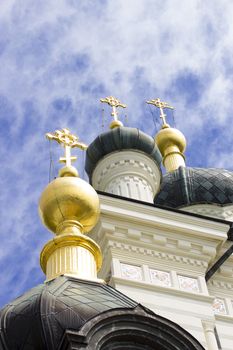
[[85, 127, 162, 203], [91, 150, 161, 202]]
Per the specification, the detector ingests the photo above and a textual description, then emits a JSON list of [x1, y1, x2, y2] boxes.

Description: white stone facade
[[90, 194, 233, 350], [91, 150, 161, 203]]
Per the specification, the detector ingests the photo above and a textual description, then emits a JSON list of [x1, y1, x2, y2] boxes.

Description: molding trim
[[183, 204, 233, 221], [111, 276, 214, 303], [215, 314, 233, 323], [98, 194, 229, 241], [107, 240, 209, 268], [208, 279, 233, 291]]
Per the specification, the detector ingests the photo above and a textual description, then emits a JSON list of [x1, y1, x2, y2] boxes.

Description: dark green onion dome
[[155, 166, 233, 208], [85, 127, 162, 180], [0, 275, 204, 350]]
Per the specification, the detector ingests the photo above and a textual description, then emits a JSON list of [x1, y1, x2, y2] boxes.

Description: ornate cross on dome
[[100, 96, 126, 129], [46, 128, 87, 167], [146, 98, 174, 126]]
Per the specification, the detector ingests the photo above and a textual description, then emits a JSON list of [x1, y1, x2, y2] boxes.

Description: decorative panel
[[213, 298, 227, 314], [121, 263, 142, 281], [178, 275, 200, 293], [150, 269, 171, 287]]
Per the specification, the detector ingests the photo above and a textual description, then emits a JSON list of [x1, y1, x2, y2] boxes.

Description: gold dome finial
[[39, 128, 102, 282], [147, 98, 186, 172], [100, 96, 126, 129], [46, 128, 87, 177]]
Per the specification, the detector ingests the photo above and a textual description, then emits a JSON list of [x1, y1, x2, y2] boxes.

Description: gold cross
[[100, 96, 126, 122], [46, 128, 87, 167], [146, 98, 174, 126]]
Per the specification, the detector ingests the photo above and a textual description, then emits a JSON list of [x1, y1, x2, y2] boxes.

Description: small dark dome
[[85, 127, 162, 179], [0, 276, 137, 350], [155, 166, 233, 208]]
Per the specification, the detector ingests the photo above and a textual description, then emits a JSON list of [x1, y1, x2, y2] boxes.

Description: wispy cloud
[[1, 0, 233, 306]]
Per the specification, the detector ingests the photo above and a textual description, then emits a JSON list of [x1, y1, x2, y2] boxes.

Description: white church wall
[[112, 278, 214, 347], [91, 194, 231, 350]]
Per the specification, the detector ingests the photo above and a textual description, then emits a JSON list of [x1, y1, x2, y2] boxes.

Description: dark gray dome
[[0, 276, 137, 350], [155, 166, 233, 208], [0, 275, 204, 350], [85, 127, 162, 179]]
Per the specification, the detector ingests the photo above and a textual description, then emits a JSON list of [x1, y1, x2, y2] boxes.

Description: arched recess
[[59, 305, 205, 350]]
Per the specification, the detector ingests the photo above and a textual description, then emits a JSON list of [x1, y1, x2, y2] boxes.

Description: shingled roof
[[0, 276, 137, 349], [155, 166, 233, 208]]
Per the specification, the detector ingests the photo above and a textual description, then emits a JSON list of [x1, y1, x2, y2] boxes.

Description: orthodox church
[[0, 97, 232, 350]]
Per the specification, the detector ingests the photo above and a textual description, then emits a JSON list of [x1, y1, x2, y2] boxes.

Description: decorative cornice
[[92, 219, 220, 265], [183, 204, 233, 221], [98, 194, 229, 241], [107, 240, 209, 268], [208, 279, 233, 291]]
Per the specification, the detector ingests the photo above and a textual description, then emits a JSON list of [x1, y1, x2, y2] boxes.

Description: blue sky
[[1, 0, 233, 306]]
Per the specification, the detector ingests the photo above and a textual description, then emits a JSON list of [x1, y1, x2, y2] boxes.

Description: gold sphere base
[[110, 120, 123, 129]]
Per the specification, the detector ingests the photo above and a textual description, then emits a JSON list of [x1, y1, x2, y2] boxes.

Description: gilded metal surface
[[40, 233, 102, 273], [100, 96, 126, 129], [155, 127, 186, 156], [147, 99, 187, 172], [40, 129, 102, 280], [46, 128, 87, 168], [155, 127, 186, 171], [109, 120, 123, 129], [146, 98, 173, 126], [58, 165, 78, 177], [39, 176, 100, 234]]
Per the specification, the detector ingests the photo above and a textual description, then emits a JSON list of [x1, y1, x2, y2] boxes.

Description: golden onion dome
[[39, 128, 100, 235], [39, 176, 100, 234], [39, 128, 102, 282], [155, 124, 186, 156]]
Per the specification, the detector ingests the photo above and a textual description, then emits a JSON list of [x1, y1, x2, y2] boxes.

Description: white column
[[202, 321, 219, 350]]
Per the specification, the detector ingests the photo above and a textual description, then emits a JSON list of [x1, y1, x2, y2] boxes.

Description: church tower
[[86, 97, 233, 350], [0, 121, 205, 349], [85, 96, 162, 203]]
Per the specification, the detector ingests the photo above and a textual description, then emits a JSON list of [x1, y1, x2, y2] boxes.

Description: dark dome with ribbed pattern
[[155, 166, 233, 208], [0, 276, 137, 350], [0, 275, 204, 350]]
